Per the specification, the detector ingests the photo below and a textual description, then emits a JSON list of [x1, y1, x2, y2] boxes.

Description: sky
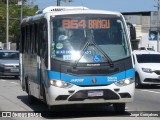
[[34, 0, 158, 12]]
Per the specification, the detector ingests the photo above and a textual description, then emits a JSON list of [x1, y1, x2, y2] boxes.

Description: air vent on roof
[[36, 6, 89, 14]]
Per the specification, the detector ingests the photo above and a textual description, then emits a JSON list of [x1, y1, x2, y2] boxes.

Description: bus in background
[[20, 6, 135, 112]]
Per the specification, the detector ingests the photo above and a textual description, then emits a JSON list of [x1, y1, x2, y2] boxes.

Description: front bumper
[[0, 68, 19, 76], [46, 82, 135, 106], [140, 72, 160, 85]]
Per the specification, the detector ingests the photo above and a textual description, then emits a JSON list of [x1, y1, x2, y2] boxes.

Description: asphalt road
[[0, 77, 160, 120]]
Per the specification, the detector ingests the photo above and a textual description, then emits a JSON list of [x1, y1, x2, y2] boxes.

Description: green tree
[[0, 0, 38, 43]]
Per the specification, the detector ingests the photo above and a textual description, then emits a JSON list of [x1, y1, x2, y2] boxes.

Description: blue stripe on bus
[[47, 68, 135, 86]]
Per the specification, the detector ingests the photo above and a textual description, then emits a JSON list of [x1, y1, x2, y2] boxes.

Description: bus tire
[[25, 76, 29, 93], [42, 85, 47, 103], [47, 105, 53, 111], [113, 103, 125, 113], [28, 94, 36, 105], [27, 80, 36, 105]]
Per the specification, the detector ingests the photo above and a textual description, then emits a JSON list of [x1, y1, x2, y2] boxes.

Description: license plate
[[10, 69, 19, 72], [88, 91, 103, 97]]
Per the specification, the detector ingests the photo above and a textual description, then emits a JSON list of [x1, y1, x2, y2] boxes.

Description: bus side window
[[37, 23, 41, 56], [40, 20, 48, 67], [42, 22, 48, 57], [39, 23, 43, 56], [20, 27, 25, 53]]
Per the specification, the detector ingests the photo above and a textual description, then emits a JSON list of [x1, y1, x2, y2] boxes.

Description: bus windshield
[[51, 14, 130, 63]]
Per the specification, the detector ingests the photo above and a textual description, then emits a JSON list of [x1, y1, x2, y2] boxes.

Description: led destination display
[[62, 19, 110, 29]]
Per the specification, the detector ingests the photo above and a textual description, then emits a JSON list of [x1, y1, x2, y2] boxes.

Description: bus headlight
[[114, 78, 135, 86], [50, 80, 73, 88]]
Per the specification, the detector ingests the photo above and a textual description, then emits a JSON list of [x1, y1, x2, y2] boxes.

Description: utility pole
[[57, 0, 73, 6], [20, 0, 23, 23], [6, 0, 9, 50], [18, 0, 23, 23], [57, 0, 61, 6], [154, 0, 160, 52]]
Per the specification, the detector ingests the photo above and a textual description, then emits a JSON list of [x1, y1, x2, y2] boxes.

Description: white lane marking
[[1, 80, 6, 81], [1, 80, 19, 85], [141, 90, 160, 94]]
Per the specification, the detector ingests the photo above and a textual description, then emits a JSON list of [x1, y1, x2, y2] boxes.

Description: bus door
[[38, 21, 48, 99], [29, 23, 41, 98], [33, 22, 43, 99]]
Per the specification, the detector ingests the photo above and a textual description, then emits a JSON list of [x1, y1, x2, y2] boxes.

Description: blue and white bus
[[20, 6, 135, 112]]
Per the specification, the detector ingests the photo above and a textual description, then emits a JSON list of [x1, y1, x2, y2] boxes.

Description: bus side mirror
[[127, 22, 136, 40]]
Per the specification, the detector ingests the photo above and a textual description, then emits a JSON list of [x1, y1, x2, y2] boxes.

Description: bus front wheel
[[113, 103, 125, 113], [27, 81, 36, 105]]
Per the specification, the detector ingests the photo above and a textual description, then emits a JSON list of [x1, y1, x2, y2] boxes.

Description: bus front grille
[[68, 89, 120, 101]]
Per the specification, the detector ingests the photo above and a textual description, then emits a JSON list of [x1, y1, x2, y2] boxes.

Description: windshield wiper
[[89, 30, 114, 67], [89, 40, 114, 67], [72, 40, 90, 68], [72, 29, 114, 68], [72, 39, 114, 68]]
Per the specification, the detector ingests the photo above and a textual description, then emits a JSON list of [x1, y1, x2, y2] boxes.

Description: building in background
[[122, 11, 160, 52]]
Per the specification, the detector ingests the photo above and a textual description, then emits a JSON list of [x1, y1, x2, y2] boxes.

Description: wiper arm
[[90, 30, 114, 67], [72, 40, 90, 68], [72, 40, 114, 68], [72, 29, 114, 68], [90, 40, 114, 67]]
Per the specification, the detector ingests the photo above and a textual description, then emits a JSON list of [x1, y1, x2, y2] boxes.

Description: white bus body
[[20, 6, 135, 112]]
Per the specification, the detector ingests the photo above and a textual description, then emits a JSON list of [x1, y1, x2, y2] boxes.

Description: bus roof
[[36, 6, 89, 14], [22, 6, 122, 24], [38, 6, 121, 15]]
